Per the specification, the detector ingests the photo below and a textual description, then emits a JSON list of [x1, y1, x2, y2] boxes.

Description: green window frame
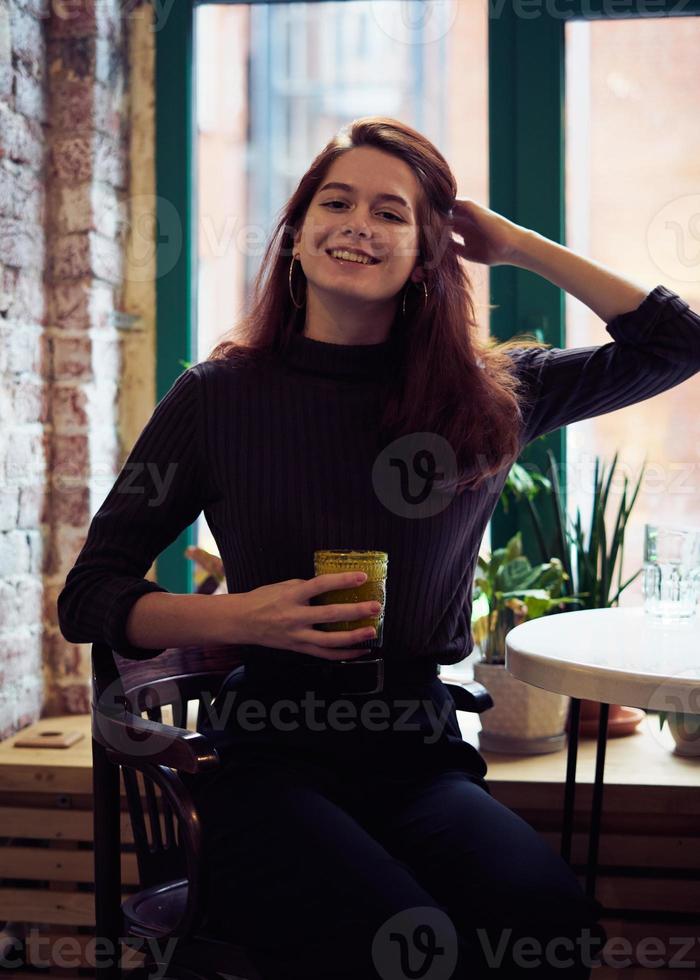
[[154, 0, 700, 590], [155, 0, 197, 592]]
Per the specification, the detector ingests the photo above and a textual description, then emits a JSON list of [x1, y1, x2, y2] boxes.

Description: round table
[[505, 606, 700, 902]]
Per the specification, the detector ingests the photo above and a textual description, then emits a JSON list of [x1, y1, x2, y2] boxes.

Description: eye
[[321, 201, 403, 222]]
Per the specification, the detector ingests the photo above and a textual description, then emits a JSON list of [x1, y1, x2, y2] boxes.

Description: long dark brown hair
[[208, 117, 548, 493]]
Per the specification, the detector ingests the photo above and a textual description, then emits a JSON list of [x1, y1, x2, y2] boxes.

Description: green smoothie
[[311, 549, 388, 648]]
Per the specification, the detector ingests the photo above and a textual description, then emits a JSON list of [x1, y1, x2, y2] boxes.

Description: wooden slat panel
[[1, 846, 139, 884], [539, 832, 700, 869], [581, 876, 700, 915], [0, 769, 174, 800], [0, 889, 98, 926], [0, 975, 86, 979], [23, 930, 146, 971], [515, 809, 700, 837], [0, 766, 99, 797], [600, 917, 700, 969], [11, 913, 697, 973], [0, 807, 134, 843], [0, 792, 113, 808], [0, 888, 139, 927], [492, 782, 700, 817], [595, 971, 699, 979], [7, 968, 690, 980]]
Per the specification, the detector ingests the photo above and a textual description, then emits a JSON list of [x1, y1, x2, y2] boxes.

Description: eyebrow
[[318, 182, 412, 213]]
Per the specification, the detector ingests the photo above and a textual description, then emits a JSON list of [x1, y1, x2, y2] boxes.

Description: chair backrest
[[137, 650, 244, 848], [91, 636, 245, 935], [114, 645, 243, 724]]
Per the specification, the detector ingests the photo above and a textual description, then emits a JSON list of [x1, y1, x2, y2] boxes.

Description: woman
[[58, 117, 700, 979]]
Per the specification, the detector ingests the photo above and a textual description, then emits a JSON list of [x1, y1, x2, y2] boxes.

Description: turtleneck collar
[[281, 327, 399, 382]]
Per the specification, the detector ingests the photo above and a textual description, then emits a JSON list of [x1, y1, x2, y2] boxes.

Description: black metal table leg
[[585, 702, 609, 899], [561, 696, 581, 863], [562, 698, 610, 903]]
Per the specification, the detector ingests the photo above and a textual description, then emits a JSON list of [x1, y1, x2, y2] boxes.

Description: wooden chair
[[91, 635, 494, 980]]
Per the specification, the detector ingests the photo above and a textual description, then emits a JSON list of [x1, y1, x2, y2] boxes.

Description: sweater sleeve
[[510, 285, 700, 447], [57, 366, 212, 660]]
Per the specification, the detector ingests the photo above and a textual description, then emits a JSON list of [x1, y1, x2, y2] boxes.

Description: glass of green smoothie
[[311, 549, 388, 649]]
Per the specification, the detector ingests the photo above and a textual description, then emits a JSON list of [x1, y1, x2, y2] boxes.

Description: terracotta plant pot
[[474, 661, 571, 755], [567, 698, 645, 738]]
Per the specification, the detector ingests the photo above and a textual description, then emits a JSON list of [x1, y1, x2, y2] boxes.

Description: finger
[[307, 601, 379, 624], [301, 625, 376, 648], [297, 571, 367, 601]]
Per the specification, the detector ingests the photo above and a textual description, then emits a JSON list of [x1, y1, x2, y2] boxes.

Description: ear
[[410, 265, 425, 284]]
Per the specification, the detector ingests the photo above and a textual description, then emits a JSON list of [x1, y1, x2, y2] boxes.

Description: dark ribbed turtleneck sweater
[[58, 285, 700, 666]]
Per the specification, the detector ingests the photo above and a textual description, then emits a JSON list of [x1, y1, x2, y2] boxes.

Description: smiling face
[[292, 146, 424, 343]]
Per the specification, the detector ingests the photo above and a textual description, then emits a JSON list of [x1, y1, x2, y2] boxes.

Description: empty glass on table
[[642, 524, 700, 622]]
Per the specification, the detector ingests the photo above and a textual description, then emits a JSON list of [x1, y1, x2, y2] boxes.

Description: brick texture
[[0, 0, 151, 739], [0, 0, 47, 737]]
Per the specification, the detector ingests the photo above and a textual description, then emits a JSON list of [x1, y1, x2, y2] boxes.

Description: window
[[192, 0, 490, 565], [564, 17, 700, 605]]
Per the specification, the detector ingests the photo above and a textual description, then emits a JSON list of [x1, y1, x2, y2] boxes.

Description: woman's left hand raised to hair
[[448, 197, 527, 267]]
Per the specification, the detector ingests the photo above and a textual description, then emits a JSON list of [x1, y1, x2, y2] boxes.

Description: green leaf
[[608, 479, 629, 599], [504, 532, 523, 563], [471, 592, 490, 621], [524, 495, 550, 565], [599, 506, 608, 605], [490, 547, 509, 577], [501, 587, 550, 599], [608, 567, 642, 605], [545, 450, 573, 586], [496, 556, 533, 592], [501, 462, 551, 503]]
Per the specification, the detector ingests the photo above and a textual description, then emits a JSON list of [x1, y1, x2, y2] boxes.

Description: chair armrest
[[93, 705, 222, 775], [442, 679, 494, 714]]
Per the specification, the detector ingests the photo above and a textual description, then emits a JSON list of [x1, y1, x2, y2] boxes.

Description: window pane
[[193, 1, 489, 566], [564, 17, 700, 608]]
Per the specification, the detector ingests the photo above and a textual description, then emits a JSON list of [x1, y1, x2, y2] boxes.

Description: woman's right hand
[[238, 572, 380, 659]]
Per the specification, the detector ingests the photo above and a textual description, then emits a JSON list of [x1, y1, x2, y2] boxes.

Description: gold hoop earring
[[289, 254, 305, 309], [401, 279, 429, 318]]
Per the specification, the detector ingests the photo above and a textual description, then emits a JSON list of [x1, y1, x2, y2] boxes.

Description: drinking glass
[[642, 524, 700, 622], [311, 550, 388, 649]]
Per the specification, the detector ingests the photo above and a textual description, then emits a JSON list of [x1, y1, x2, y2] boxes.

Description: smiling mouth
[[326, 250, 380, 267]]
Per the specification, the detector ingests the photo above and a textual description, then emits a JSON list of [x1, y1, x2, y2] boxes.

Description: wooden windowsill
[[440, 661, 700, 793], [452, 701, 699, 788], [1, 698, 697, 802]]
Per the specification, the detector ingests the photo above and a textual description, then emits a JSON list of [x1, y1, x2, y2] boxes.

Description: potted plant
[[657, 710, 700, 757], [471, 531, 582, 754], [502, 449, 648, 737]]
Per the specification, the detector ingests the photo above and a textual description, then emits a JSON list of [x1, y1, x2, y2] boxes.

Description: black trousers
[[186, 671, 607, 979]]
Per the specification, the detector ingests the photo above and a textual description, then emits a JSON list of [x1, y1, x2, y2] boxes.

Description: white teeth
[[328, 249, 376, 265]]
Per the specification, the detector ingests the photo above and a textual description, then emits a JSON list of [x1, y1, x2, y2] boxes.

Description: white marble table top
[[505, 606, 700, 711]]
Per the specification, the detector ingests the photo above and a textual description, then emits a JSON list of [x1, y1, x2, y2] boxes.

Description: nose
[[342, 224, 370, 240], [341, 210, 373, 238]]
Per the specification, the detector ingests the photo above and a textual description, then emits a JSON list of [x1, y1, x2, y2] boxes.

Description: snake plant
[[501, 449, 647, 609], [499, 451, 679, 727]]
